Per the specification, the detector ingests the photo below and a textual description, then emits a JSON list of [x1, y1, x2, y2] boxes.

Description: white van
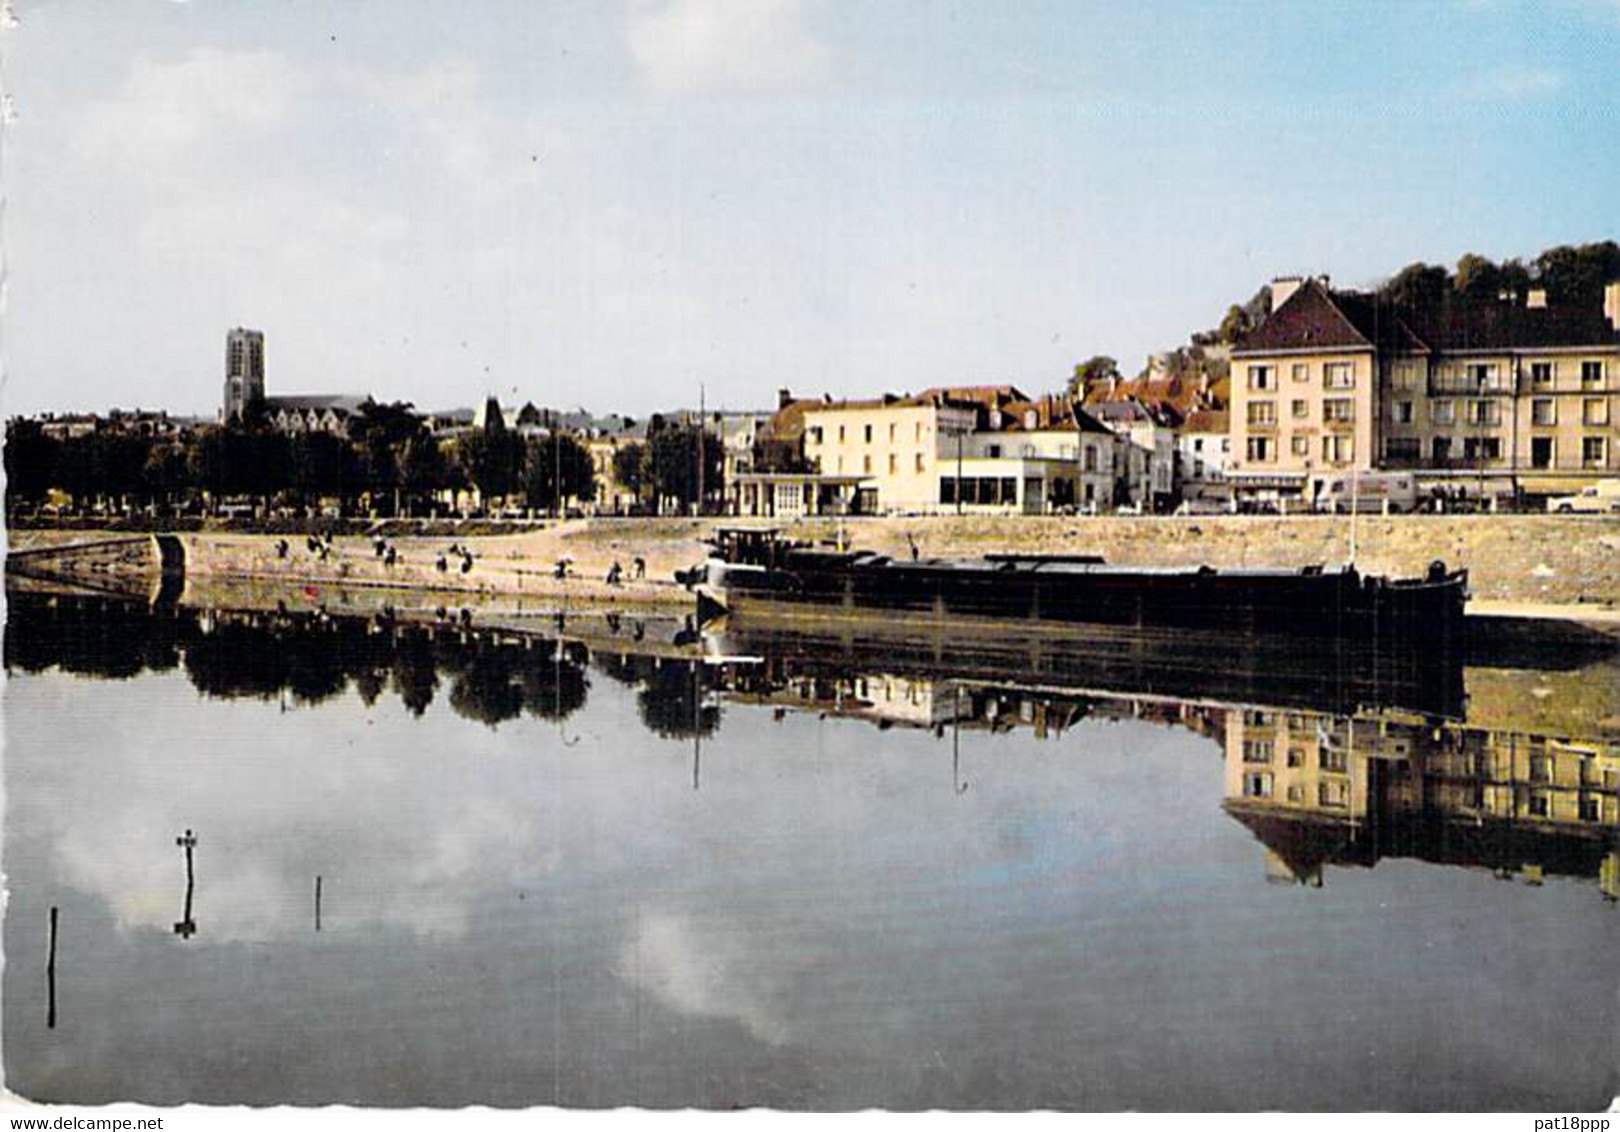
[[1547, 480, 1620, 514], [1313, 472, 1418, 514]]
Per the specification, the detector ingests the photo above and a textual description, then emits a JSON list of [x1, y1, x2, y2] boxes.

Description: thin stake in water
[[315, 875, 322, 932], [47, 905, 58, 1029], [174, 829, 198, 939]]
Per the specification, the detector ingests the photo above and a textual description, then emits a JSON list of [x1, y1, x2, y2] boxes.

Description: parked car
[[1547, 480, 1620, 514]]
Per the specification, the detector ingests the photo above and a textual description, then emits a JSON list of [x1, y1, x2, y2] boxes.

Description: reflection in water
[[173, 829, 198, 940], [5, 588, 1619, 1108]]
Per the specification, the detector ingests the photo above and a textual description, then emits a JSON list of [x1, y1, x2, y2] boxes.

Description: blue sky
[[3, 0, 1618, 418]]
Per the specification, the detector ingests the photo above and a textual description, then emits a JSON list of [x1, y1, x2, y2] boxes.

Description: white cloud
[[77, 48, 310, 171], [1454, 64, 1566, 101], [627, 0, 829, 93], [621, 911, 790, 1043]]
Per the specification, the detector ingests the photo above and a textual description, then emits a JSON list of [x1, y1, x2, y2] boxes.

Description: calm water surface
[[4, 592, 1617, 1109]]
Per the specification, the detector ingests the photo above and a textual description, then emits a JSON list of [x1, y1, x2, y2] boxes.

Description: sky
[[1, 0, 1618, 419]]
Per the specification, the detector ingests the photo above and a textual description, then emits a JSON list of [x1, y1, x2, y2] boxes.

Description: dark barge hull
[[698, 547, 1468, 645]]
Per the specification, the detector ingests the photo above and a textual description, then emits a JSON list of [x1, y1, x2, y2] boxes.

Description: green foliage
[[1065, 355, 1121, 397], [647, 422, 723, 512], [522, 433, 596, 513], [613, 442, 648, 503], [4, 418, 60, 506]]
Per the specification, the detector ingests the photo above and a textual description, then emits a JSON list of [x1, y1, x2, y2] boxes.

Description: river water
[[4, 590, 1617, 1110]]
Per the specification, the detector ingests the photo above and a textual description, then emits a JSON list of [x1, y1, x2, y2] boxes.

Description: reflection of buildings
[[1224, 707, 1620, 899]]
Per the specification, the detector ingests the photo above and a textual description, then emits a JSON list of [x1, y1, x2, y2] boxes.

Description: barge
[[688, 528, 1468, 643]]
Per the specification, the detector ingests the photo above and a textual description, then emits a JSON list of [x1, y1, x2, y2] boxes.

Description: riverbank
[[9, 513, 1620, 614]]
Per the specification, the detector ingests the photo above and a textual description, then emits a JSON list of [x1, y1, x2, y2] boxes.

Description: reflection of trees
[[638, 659, 720, 739], [447, 645, 525, 728], [7, 594, 604, 732], [520, 642, 589, 721], [4, 596, 184, 679], [389, 629, 439, 717]]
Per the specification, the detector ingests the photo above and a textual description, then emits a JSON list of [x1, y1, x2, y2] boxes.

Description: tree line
[[6, 397, 728, 518]]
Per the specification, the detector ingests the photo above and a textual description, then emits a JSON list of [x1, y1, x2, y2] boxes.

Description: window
[[838, 425, 846, 443], [1432, 436, 1452, 462], [1531, 361, 1554, 386], [1392, 362, 1417, 390], [1583, 398, 1609, 425], [1324, 362, 1354, 389], [1530, 437, 1554, 468], [1583, 437, 1608, 467], [1322, 435, 1354, 463], [888, 423, 896, 442], [1318, 781, 1350, 808], [1243, 771, 1273, 799], [1291, 436, 1309, 456], [1083, 445, 1098, 472], [1582, 360, 1604, 386], [940, 477, 957, 503], [1432, 400, 1455, 425], [1393, 401, 1413, 424], [1243, 740, 1274, 763], [1385, 437, 1420, 460], [914, 422, 923, 442], [1291, 363, 1309, 384], [1247, 401, 1275, 425], [1529, 794, 1551, 818], [1529, 754, 1552, 783], [862, 454, 872, 473], [1320, 746, 1348, 773], [1286, 784, 1305, 803], [1324, 398, 1355, 423], [1579, 795, 1600, 822], [915, 452, 925, 473], [1287, 748, 1305, 768], [888, 453, 897, 474], [1291, 399, 1309, 419], [1020, 443, 1036, 457], [808, 426, 823, 445], [1467, 362, 1500, 390], [1246, 437, 1273, 462], [985, 444, 1002, 458], [1462, 436, 1502, 461], [1532, 399, 1556, 426], [1247, 365, 1276, 390], [864, 424, 873, 444]]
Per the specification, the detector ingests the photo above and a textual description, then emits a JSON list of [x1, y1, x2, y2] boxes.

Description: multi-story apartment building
[[801, 390, 987, 514], [1228, 276, 1620, 504], [795, 387, 1124, 515]]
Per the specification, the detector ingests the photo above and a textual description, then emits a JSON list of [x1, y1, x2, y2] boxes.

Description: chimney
[[1271, 276, 1305, 308], [1526, 288, 1547, 310], [1606, 281, 1620, 331], [778, 387, 793, 410]]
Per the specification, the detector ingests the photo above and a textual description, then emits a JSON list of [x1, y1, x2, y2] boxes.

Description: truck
[[1546, 480, 1620, 514], [1312, 472, 1418, 515]]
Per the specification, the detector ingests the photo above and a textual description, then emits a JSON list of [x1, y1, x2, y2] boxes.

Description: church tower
[[222, 327, 265, 422]]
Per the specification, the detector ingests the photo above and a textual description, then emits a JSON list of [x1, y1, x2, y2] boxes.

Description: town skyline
[[4, 1, 1620, 419]]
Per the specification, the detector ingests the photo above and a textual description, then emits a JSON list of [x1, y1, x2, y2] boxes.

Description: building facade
[[1228, 277, 1620, 504]]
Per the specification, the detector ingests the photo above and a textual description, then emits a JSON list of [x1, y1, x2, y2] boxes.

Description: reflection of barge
[[692, 529, 1468, 642]]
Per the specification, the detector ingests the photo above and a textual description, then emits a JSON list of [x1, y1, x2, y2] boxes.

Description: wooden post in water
[[47, 906, 58, 1029], [315, 875, 323, 932]]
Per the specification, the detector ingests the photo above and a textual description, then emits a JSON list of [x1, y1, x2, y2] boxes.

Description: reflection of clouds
[[7, 672, 566, 943], [623, 911, 788, 1045]]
